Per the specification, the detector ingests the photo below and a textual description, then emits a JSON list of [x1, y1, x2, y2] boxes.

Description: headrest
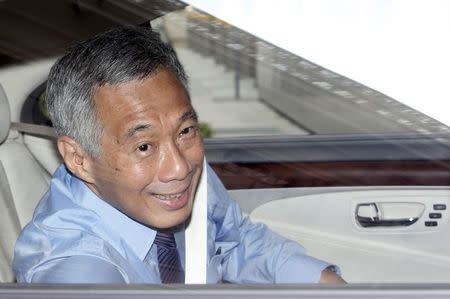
[[0, 84, 11, 144]]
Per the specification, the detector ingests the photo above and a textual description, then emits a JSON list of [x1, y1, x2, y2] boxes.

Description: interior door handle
[[356, 202, 424, 228]]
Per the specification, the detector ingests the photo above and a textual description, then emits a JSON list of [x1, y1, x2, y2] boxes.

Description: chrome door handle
[[356, 202, 424, 228], [357, 215, 418, 227]]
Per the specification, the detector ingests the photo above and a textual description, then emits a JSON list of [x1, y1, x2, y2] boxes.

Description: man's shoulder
[[31, 165, 103, 234], [13, 165, 124, 281], [13, 215, 111, 282], [13, 197, 136, 283]]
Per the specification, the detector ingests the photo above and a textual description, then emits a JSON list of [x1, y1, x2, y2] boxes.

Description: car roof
[[0, 0, 186, 65]]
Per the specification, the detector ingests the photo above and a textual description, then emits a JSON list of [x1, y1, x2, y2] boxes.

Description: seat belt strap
[[184, 158, 208, 284], [10, 122, 56, 138]]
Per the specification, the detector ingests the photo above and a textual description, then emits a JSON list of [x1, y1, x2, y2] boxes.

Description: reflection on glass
[[152, 8, 450, 138]]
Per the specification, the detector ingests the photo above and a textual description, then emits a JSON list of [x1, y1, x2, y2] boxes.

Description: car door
[[205, 133, 450, 283]]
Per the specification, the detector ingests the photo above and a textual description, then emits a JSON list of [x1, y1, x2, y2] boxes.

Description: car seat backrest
[[0, 161, 21, 282], [0, 85, 10, 145], [0, 84, 50, 282], [0, 85, 17, 282]]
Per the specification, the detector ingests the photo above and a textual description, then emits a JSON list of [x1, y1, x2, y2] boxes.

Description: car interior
[[1, 1, 450, 291], [2, 77, 450, 284]]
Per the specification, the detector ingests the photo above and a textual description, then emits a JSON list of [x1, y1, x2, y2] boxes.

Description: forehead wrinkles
[[93, 82, 150, 131], [120, 107, 197, 144]]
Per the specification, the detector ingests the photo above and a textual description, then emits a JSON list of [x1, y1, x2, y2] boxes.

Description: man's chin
[[148, 205, 194, 230]]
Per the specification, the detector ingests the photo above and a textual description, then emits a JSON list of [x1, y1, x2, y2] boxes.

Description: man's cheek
[[188, 146, 204, 164]]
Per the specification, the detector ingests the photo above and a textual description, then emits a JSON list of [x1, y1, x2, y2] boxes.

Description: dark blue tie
[[154, 231, 184, 283]]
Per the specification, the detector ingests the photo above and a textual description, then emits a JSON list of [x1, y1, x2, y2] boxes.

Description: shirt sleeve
[[207, 164, 338, 283], [30, 256, 126, 283]]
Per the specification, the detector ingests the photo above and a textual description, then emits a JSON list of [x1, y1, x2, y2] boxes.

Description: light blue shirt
[[13, 164, 334, 283]]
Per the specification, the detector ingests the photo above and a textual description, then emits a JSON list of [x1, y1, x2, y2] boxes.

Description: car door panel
[[244, 188, 450, 283]]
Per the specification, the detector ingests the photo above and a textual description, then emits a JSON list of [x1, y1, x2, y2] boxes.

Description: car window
[[149, 7, 450, 139]]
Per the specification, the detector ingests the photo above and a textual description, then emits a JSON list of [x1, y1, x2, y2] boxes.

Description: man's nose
[[158, 142, 190, 183]]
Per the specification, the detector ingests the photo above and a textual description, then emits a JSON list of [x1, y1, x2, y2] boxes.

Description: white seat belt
[[184, 158, 208, 284]]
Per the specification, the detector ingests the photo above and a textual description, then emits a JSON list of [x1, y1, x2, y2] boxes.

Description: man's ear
[[57, 136, 96, 183]]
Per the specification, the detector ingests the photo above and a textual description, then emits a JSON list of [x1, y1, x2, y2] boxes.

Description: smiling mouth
[[152, 192, 184, 201], [151, 187, 191, 211]]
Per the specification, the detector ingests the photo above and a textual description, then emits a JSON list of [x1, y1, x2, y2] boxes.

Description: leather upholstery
[[0, 83, 50, 282], [0, 85, 10, 144], [0, 162, 21, 282]]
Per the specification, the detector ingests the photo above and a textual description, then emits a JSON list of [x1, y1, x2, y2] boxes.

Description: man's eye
[[180, 126, 195, 136], [138, 144, 149, 152]]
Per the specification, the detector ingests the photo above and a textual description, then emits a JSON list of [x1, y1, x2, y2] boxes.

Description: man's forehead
[[120, 108, 198, 142]]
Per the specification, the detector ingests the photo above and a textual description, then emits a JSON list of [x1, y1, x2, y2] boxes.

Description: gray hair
[[46, 26, 188, 158]]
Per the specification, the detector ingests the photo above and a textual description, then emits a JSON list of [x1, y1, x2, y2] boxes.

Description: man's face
[[87, 68, 204, 229]]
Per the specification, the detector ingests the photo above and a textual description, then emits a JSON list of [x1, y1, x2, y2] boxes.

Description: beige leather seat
[[0, 84, 50, 282]]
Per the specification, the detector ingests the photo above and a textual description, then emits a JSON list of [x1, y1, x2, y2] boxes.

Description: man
[[13, 26, 344, 284]]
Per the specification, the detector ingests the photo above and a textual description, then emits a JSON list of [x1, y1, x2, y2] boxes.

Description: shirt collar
[[66, 168, 156, 260]]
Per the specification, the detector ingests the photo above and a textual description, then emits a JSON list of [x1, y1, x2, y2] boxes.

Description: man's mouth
[[153, 192, 184, 201], [152, 187, 191, 210]]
